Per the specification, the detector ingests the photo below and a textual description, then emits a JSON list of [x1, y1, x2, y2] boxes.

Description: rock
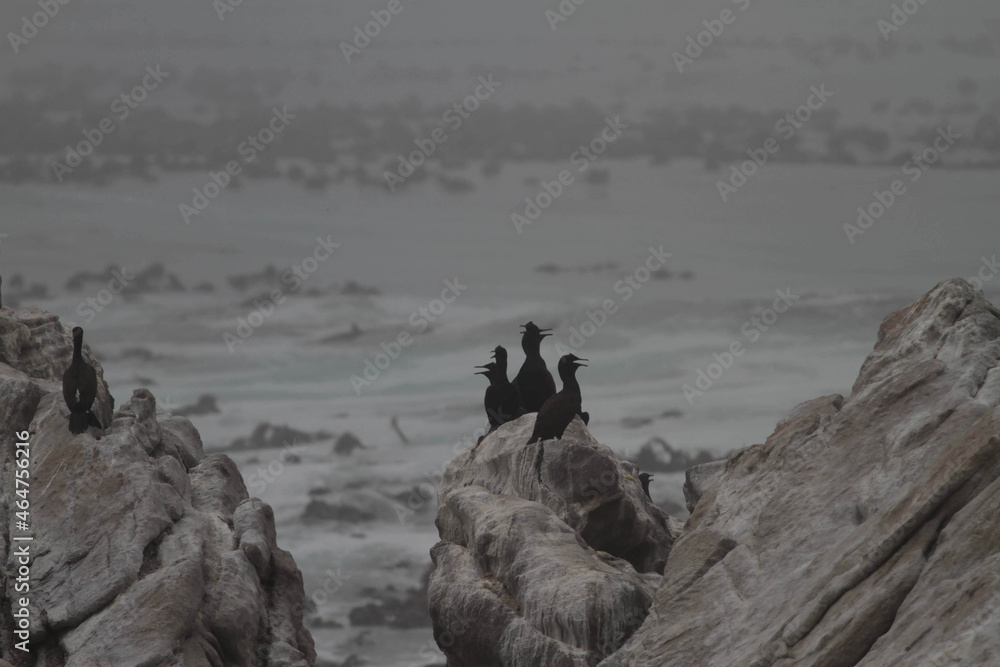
[[682, 459, 726, 513], [173, 394, 221, 417], [65, 262, 185, 294], [429, 415, 681, 664], [333, 432, 365, 456], [431, 279, 1000, 666], [606, 279, 1000, 666], [627, 436, 717, 474], [340, 280, 380, 296], [346, 569, 432, 629], [227, 264, 282, 292], [301, 490, 408, 524], [227, 422, 332, 452], [0, 306, 315, 666]]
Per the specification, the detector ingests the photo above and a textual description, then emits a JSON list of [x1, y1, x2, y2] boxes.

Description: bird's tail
[[68, 411, 90, 435]]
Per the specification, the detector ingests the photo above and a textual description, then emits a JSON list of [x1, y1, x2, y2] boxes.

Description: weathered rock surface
[[431, 279, 1000, 666], [0, 307, 315, 666], [430, 414, 682, 665]]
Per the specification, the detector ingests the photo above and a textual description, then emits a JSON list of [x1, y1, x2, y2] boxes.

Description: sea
[[6, 158, 998, 665]]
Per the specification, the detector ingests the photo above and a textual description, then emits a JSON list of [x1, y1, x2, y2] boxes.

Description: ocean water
[[8, 159, 998, 664]]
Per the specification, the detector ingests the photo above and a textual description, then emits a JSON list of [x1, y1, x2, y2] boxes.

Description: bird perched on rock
[[475, 346, 524, 429], [62, 327, 100, 435], [638, 472, 653, 500], [527, 354, 587, 445], [512, 322, 556, 412]]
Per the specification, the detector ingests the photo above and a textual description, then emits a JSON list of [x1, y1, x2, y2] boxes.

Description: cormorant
[[62, 327, 100, 435], [527, 354, 587, 445], [512, 322, 556, 413], [638, 472, 653, 500], [475, 349, 523, 428]]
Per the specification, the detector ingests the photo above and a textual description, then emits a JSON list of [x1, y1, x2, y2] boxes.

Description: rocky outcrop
[[0, 307, 315, 666], [429, 415, 683, 665], [430, 279, 1000, 666]]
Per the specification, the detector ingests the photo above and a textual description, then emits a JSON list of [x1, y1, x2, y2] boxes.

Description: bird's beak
[[474, 370, 488, 376], [575, 358, 588, 367]]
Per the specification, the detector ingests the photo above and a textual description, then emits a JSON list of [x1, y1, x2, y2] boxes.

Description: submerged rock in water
[[172, 393, 221, 417], [0, 306, 315, 666], [227, 421, 332, 452], [333, 431, 365, 455], [430, 279, 1000, 667], [627, 436, 718, 473]]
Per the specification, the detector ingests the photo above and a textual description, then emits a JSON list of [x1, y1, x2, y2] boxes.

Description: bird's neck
[[73, 337, 82, 361], [560, 370, 580, 396], [522, 340, 541, 360]]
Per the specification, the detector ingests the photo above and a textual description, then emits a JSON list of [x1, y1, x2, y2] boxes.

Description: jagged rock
[[604, 279, 1000, 666], [431, 279, 1000, 667], [0, 306, 315, 666], [429, 416, 681, 665]]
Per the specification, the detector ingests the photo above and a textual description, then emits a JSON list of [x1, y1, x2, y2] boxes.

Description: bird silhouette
[[62, 327, 100, 435], [527, 354, 587, 445], [638, 472, 653, 500], [475, 346, 524, 428], [512, 321, 556, 412]]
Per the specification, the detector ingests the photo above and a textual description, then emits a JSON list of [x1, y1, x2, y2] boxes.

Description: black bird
[[638, 472, 653, 500], [475, 349, 523, 429], [62, 327, 100, 435], [512, 322, 556, 413], [527, 354, 587, 445]]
